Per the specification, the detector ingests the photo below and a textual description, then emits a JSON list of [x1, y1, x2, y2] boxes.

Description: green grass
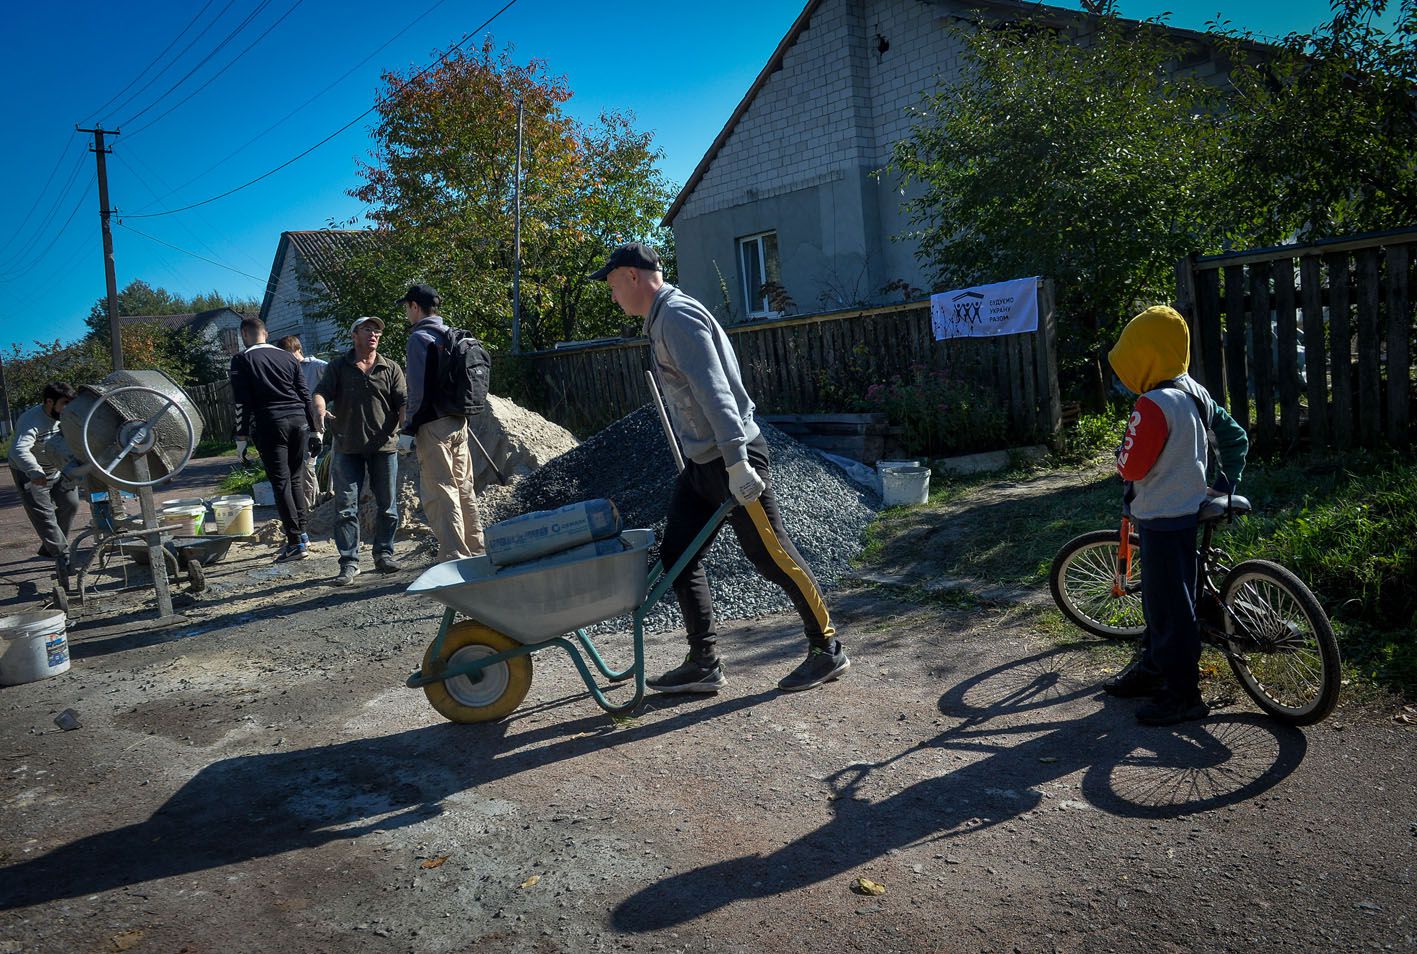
[[194, 436, 236, 459], [218, 462, 266, 496], [858, 436, 1416, 701]]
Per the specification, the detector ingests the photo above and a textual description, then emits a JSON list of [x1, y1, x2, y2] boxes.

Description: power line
[[120, 0, 278, 128], [124, 0, 524, 220], [100, 0, 242, 124], [0, 173, 97, 283], [127, 0, 458, 210], [116, 221, 305, 310], [0, 150, 90, 275], [0, 134, 80, 259], [81, 0, 220, 126], [124, 0, 306, 140]]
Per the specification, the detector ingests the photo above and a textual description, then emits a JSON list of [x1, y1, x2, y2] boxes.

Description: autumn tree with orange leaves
[[319, 40, 675, 357]]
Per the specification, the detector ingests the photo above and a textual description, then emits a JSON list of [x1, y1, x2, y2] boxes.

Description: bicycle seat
[[1198, 494, 1251, 523]]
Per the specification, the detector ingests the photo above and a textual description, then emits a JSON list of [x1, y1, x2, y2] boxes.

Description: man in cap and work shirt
[[314, 316, 408, 586], [230, 316, 320, 562], [7, 381, 81, 588], [398, 283, 485, 562], [592, 243, 850, 693]]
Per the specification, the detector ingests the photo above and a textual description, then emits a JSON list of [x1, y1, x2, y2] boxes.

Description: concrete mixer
[[60, 370, 202, 623]]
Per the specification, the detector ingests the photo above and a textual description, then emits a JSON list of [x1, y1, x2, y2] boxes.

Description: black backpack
[[436, 326, 491, 417]]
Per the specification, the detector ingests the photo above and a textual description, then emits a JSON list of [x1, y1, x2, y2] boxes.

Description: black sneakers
[[647, 656, 727, 694], [778, 640, 850, 692], [331, 565, 359, 587], [274, 540, 307, 563], [1102, 660, 1165, 698], [374, 555, 402, 574], [1136, 693, 1210, 726]]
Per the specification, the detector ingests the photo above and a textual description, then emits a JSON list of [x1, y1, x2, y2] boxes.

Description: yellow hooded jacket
[[1108, 306, 1211, 524]]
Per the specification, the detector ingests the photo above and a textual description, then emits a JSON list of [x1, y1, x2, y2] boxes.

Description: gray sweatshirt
[[7, 404, 65, 480], [642, 284, 760, 467]]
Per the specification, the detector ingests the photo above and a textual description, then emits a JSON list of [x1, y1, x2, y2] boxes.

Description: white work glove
[[236, 439, 250, 464], [727, 460, 765, 505], [398, 434, 415, 456]]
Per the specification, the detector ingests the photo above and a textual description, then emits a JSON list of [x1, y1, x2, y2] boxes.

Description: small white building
[[666, 0, 1241, 321], [258, 230, 372, 356]]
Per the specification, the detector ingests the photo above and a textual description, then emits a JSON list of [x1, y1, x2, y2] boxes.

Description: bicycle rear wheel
[[1220, 560, 1340, 725], [1049, 529, 1146, 639]]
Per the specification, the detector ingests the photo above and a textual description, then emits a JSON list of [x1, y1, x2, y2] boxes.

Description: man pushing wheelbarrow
[[593, 242, 851, 695]]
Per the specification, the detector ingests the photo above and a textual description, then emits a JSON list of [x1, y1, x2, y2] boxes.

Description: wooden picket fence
[[187, 379, 235, 441], [516, 284, 1062, 448], [1176, 227, 1416, 455]]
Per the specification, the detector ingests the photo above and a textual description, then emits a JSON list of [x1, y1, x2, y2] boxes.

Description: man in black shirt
[[230, 316, 320, 561]]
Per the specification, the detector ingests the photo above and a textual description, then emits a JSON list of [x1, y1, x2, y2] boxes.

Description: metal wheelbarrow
[[405, 498, 735, 723]]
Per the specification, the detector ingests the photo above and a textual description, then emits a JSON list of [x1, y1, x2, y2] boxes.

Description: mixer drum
[[61, 370, 204, 486]]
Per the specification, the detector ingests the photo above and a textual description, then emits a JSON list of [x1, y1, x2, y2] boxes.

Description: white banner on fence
[[931, 277, 1040, 340]]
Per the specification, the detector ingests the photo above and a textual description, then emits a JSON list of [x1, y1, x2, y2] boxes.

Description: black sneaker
[[778, 640, 850, 692], [1136, 693, 1210, 726], [331, 565, 359, 587], [1102, 660, 1165, 698], [374, 555, 402, 574], [274, 541, 307, 563], [647, 656, 727, 694]]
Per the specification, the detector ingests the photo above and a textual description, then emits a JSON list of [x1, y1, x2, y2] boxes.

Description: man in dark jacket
[[230, 316, 320, 561]]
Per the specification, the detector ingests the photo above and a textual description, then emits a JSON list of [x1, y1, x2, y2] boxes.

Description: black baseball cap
[[589, 243, 661, 280], [395, 284, 441, 309]]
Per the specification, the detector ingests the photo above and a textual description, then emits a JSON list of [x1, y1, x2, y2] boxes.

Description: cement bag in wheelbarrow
[[485, 498, 621, 567]]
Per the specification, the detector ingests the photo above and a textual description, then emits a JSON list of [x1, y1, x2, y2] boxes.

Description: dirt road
[[1, 468, 1414, 953]]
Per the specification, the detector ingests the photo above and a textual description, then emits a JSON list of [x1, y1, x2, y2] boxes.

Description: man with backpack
[[398, 284, 488, 562]]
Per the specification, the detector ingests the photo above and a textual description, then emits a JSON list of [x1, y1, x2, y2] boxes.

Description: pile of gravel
[[480, 405, 881, 635]]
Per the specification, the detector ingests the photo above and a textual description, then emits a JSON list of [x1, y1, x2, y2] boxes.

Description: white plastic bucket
[[160, 504, 205, 536], [209, 495, 255, 536], [880, 465, 931, 506], [0, 611, 70, 686]]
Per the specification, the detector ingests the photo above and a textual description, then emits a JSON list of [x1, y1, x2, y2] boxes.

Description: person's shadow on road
[[0, 689, 774, 911], [609, 647, 1309, 932]]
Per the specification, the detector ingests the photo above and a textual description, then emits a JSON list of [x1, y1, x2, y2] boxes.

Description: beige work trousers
[[416, 414, 485, 561]]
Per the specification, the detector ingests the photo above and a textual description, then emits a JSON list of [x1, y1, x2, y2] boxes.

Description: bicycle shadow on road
[[0, 689, 777, 911], [611, 647, 1309, 932]]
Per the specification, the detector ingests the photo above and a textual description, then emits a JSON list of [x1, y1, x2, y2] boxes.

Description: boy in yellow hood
[[1104, 306, 1249, 725]]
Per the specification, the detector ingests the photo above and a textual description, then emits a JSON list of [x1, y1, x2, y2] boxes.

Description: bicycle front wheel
[[1220, 560, 1340, 725], [1049, 529, 1146, 639]]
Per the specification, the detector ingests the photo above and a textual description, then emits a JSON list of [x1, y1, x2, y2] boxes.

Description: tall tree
[[887, 2, 1251, 405], [84, 278, 259, 338], [1221, 0, 1417, 238], [320, 40, 675, 355]]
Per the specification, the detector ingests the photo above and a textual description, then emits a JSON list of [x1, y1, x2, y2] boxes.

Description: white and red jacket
[[1117, 379, 1211, 525]]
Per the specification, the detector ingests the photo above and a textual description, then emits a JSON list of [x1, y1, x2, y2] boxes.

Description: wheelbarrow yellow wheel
[[422, 622, 532, 723]]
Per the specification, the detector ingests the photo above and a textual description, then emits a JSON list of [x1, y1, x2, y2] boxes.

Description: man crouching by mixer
[[591, 243, 850, 694], [7, 381, 81, 589]]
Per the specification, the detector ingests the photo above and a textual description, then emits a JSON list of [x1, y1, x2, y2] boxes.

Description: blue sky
[[0, 0, 1354, 357]]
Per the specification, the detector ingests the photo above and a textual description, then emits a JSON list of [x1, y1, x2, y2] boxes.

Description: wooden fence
[[187, 379, 235, 442], [1176, 227, 1416, 455], [517, 282, 1062, 447]]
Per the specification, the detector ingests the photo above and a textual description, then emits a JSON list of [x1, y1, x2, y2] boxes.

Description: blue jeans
[[332, 451, 398, 568]]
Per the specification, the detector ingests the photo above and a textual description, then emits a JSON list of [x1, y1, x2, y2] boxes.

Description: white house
[[258, 230, 372, 355], [666, 0, 1242, 321]]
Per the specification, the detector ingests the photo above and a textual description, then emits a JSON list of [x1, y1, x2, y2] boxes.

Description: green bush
[[862, 364, 1006, 458], [1226, 454, 1417, 692], [1053, 408, 1128, 464]]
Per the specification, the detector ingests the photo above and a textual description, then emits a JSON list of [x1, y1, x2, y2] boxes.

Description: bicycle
[[1049, 490, 1341, 726]]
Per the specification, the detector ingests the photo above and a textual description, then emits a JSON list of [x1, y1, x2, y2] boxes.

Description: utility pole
[[76, 125, 123, 371], [0, 353, 12, 438], [511, 97, 523, 354]]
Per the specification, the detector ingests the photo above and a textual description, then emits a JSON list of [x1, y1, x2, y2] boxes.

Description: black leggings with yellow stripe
[[660, 435, 835, 663]]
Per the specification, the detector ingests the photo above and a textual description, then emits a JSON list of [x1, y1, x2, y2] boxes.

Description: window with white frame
[[738, 231, 781, 318]]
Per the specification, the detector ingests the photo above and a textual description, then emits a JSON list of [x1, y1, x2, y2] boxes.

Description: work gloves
[[398, 434, 415, 456], [307, 432, 323, 457], [727, 460, 765, 505], [236, 439, 250, 465]]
